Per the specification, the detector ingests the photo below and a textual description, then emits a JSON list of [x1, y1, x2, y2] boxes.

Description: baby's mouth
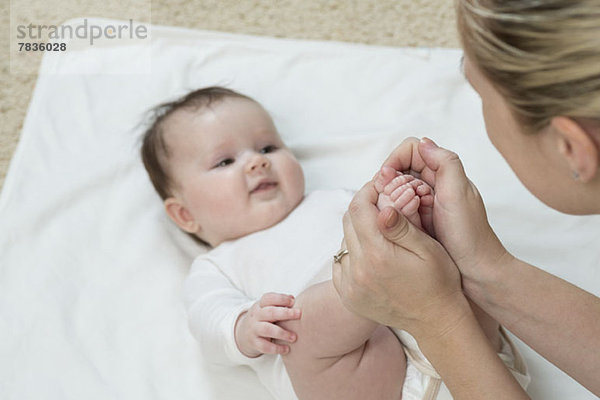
[[250, 181, 278, 194]]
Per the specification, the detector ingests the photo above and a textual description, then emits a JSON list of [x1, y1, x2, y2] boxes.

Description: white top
[[184, 190, 352, 381], [184, 188, 529, 400]]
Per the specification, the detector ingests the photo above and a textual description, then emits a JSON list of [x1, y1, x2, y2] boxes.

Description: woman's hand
[[377, 137, 510, 285], [332, 138, 534, 398], [234, 293, 301, 358], [333, 180, 472, 340]]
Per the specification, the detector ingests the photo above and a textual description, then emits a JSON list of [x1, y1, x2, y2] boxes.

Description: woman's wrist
[[406, 290, 474, 346], [460, 245, 516, 311], [415, 293, 529, 399]]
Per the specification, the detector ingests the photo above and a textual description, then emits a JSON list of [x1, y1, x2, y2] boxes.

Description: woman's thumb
[[418, 138, 468, 185], [377, 207, 417, 246]]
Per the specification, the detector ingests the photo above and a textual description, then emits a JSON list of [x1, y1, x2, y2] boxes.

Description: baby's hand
[[375, 166, 434, 236], [234, 292, 301, 358]]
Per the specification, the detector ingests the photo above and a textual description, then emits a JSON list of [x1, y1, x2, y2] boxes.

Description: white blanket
[[1, 18, 598, 400]]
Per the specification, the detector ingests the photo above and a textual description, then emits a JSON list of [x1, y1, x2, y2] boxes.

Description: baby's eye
[[215, 158, 234, 168], [260, 145, 278, 154]]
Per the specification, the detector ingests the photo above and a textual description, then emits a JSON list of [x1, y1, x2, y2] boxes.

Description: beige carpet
[[0, 0, 459, 190]]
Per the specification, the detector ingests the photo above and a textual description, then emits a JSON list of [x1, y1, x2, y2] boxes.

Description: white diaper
[[401, 357, 442, 400], [397, 327, 530, 400]]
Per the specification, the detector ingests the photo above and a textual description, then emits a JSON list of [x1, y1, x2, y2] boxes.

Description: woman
[[333, 0, 600, 398]]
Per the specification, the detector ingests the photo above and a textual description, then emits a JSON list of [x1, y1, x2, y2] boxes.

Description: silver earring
[[572, 170, 580, 180]]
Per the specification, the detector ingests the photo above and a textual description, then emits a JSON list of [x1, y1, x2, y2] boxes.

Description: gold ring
[[333, 249, 349, 263]]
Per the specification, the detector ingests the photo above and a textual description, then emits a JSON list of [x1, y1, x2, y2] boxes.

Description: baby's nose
[[246, 154, 270, 172]]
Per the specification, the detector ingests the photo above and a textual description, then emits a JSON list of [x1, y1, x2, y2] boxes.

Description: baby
[[141, 87, 516, 400]]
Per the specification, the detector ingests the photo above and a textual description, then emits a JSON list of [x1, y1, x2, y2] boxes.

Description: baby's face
[[163, 97, 305, 247]]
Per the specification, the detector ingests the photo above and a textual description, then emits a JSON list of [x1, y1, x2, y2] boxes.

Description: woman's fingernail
[[376, 167, 389, 185], [384, 208, 399, 228], [420, 137, 438, 148]]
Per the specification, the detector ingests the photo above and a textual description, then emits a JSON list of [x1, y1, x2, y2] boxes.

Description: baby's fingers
[[258, 306, 302, 322], [259, 292, 295, 308], [257, 322, 298, 345], [254, 337, 291, 355]]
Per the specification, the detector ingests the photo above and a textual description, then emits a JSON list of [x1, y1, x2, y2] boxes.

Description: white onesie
[[184, 189, 529, 400]]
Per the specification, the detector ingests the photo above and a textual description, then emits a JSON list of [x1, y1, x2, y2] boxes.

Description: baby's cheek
[[282, 158, 305, 200]]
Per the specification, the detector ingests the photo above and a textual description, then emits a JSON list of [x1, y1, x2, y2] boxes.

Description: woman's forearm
[[463, 255, 600, 395], [413, 294, 529, 400]]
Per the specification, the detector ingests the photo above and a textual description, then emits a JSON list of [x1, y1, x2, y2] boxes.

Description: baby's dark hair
[[140, 86, 255, 247], [141, 86, 254, 200]]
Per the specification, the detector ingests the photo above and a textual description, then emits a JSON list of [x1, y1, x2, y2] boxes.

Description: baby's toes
[[401, 195, 421, 218], [384, 174, 414, 196], [400, 196, 422, 229], [407, 179, 434, 209], [392, 185, 416, 209], [414, 181, 432, 197], [419, 192, 434, 208]]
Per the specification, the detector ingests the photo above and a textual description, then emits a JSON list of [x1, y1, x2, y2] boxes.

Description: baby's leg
[[276, 280, 406, 400], [376, 166, 434, 235]]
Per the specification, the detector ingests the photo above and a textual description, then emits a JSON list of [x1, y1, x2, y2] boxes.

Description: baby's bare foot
[[376, 166, 434, 235]]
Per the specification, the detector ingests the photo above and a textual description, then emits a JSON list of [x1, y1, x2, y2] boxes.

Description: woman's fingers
[[417, 137, 470, 190], [378, 137, 470, 193], [335, 214, 360, 310], [416, 138, 508, 276], [334, 184, 376, 314], [380, 137, 427, 176], [339, 181, 378, 278], [346, 180, 387, 246], [347, 180, 431, 256]]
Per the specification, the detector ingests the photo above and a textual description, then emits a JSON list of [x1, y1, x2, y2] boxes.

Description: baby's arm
[[276, 280, 406, 399], [186, 259, 298, 365]]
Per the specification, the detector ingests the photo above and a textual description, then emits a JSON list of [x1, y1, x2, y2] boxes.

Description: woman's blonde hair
[[456, 0, 600, 133]]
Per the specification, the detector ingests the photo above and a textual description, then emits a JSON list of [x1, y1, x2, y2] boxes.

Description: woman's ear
[[164, 197, 200, 233], [551, 116, 599, 183]]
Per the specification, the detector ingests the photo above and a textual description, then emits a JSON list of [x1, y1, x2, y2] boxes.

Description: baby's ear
[[164, 197, 200, 233]]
